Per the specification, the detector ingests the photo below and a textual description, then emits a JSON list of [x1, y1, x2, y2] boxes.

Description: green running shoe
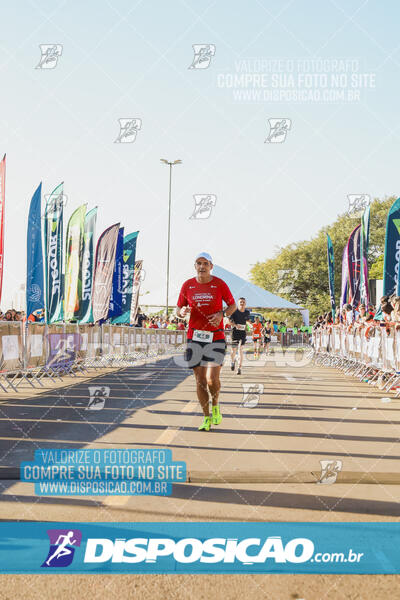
[[198, 416, 211, 431], [212, 405, 222, 425]]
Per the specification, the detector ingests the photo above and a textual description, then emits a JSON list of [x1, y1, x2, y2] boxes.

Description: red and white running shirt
[[252, 322, 263, 338], [177, 276, 235, 341]]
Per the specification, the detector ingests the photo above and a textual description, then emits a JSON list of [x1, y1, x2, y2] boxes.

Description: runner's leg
[[238, 340, 243, 368], [46, 546, 64, 565], [57, 547, 72, 559], [237, 338, 244, 374], [231, 342, 237, 369], [193, 365, 210, 416], [207, 364, 222, 407], [208, 364, 223, 425]]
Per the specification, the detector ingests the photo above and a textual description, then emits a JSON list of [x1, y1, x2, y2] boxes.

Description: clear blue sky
[[1, 0, 399, 308]]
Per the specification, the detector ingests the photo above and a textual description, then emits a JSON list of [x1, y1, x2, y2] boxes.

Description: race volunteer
[[176, 252, 236, 431], [230, 297, 251, 375]]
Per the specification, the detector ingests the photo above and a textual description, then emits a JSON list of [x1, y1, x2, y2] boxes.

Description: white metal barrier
[[0, 324, 186, 392], [312, 326, 400, 394]]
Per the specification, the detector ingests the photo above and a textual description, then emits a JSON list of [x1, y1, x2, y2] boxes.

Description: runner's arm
[[176, 306, 190, 318], [176, 282, 189, 318], [208, 303, 236, 327], [224, 303, 236, 318], [221, 282, 236, 319], [207, 281, 236, 326]]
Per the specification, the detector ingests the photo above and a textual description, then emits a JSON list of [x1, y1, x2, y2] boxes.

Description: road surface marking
[[103, 495, 127, 507], [155, 427, 180, 445], [103, 373, 189, 509], [181, 400, 198, 413], [126, 372, 157, 380], [103, 428, 180, 509]]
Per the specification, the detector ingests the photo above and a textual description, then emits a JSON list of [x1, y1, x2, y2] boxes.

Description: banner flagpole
[[326, 233, 336, 320], [26, 183, 45, 318], [0, 155, 6, 306]]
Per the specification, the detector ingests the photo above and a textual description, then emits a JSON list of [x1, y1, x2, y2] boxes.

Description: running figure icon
[[86, 385, 110, 410], [45, 531, 77, 566]]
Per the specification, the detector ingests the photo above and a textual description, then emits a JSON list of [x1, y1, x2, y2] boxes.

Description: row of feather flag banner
[[0, 154, 143, 325], [326, 197, 400, 319]]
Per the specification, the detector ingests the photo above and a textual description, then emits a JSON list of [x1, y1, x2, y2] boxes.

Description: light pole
[[160, 158, 182, 317]]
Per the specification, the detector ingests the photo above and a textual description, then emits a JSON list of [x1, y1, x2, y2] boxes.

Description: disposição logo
[[42, 529, 82, 568]]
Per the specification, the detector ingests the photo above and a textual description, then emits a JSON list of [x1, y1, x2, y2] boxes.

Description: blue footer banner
[[0, 522, 399, 573]]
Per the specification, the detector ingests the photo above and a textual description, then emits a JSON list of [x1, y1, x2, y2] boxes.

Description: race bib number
[[235, 324, 245, 331], [192, 330, 213, 343], [253, 334, 260, 339]]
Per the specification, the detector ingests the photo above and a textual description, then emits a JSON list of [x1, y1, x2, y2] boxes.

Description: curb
[[187, 470, 400, 484]]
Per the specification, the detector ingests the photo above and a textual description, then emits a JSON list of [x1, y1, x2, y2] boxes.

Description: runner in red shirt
[[252, 317, 263, 358], [176, 252, 236, 431]]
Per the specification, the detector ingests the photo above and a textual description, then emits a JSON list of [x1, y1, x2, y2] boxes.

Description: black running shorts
[[183, 339, 226, 368], [231, 330, 247, 346]]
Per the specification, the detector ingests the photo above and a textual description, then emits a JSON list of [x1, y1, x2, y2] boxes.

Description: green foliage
[[250, 196, 395, 322], [256, 309, 302, 327], [369, 255, 384, 279]]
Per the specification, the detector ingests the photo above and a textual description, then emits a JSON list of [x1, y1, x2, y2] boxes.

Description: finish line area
[[0, 349, 400, 522]]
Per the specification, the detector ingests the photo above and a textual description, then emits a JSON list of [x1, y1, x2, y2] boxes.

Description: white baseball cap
[[195, 252, 213, 263]]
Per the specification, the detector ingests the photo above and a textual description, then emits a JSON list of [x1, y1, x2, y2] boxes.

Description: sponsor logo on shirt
[[192, 293, 214, 302]]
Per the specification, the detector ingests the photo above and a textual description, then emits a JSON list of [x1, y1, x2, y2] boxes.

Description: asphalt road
[[0, 348, 399, 598]]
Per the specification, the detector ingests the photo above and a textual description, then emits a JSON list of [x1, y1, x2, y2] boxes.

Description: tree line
[[250, 196, 394, 322]]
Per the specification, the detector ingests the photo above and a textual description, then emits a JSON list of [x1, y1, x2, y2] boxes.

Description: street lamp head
[[160, 158, 182, 165]]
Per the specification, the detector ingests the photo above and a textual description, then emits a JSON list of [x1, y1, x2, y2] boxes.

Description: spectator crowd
[[0, 309, 27, 322], [312, 295, 400, 340], [135, 310, 186, 330], [0, 306, 313, 335]]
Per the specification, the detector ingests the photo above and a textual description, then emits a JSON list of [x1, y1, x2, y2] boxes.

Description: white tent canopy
[[212, 264, 303, 311]]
